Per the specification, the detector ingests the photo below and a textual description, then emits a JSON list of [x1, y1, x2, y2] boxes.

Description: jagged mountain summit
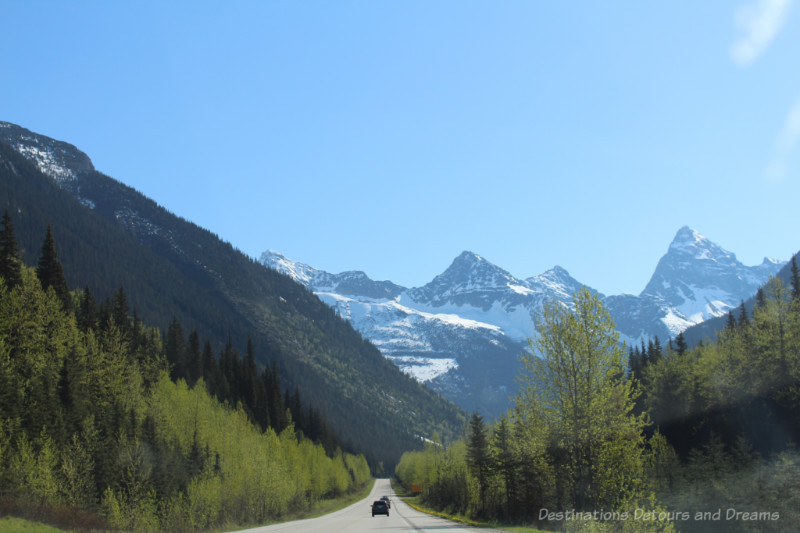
[[642, 226, 783, 325], [261, 231, 785, 414]]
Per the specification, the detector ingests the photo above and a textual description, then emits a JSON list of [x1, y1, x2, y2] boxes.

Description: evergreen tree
[[267, 362, 286, 432], [217, 340, 238, 404], [288, 387, 305, 432], [492, 415, 518, 519], [791, 256, 800, 301], [0, 209, 23, 289], [165, 316, 186, 382], [652, 336, 664, 363], [628, 346, 642, 380], [201, 340, 219, 394], [78, 285, 97, 332], [725, 310, 737, 331], [36, 224, 71, 309], [111, 285, 131, 336], [755, 287, 767, 311], [466, 412, 491, 514], [186, 329, 202, 386], [737, 299, 750, 329], [243, 338, 258, 415], [674, 331, 688, 357]]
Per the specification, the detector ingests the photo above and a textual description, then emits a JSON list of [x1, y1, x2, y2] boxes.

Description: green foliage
[[466, 412, 491, 514], [391, 285, 800, 532], [639, 275, 800, 532], [396, 288, 661, 529], [0, 246, 371, 531], [520, 287, 647, 512], [36, 225, 70, 311]]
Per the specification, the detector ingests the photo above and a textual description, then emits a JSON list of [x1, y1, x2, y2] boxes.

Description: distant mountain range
[[262, 229, 785, 414]]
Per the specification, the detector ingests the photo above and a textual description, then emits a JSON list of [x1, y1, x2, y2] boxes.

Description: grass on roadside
[[1, 480, 376, 533], [221, 478, 376, 532], [389, 478, 550, 533], [0, 516, 72, 532], [291, 478, 376, 521]]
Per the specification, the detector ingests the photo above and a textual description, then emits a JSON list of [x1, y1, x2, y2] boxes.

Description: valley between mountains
[[0, 119, 790, 418]]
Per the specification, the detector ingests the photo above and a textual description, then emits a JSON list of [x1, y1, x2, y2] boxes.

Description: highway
[[233, 478, 506, 533]]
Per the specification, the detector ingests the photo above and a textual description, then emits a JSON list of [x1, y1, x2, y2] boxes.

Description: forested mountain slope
[[0, 121, 466, 469]]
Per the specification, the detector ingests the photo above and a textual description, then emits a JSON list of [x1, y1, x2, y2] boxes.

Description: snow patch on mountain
[[265, 250, 317, 285], [388, 355, 459, 382], [401, 296, 535, 342], [14, 142, 77, 183]]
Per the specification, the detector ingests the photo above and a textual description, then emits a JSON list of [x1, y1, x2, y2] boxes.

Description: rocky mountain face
[[643, 227, 782, 323], [0, 122, 94, 180], [262, 232, 785, 415]]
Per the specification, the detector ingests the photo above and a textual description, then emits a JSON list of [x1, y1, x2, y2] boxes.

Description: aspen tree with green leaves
[[518, 287, 647, 511]]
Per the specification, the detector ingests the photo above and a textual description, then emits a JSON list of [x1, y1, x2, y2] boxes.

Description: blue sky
[[2, 1, 799, 295]]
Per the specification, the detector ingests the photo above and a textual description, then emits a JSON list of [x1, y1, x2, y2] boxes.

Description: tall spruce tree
[[36, 224, 71, 309], [755, 287, 767, 311], [725, 310, 737, 331], [111, 285, 132, 341], [791, 256, 800, 301], [201, 340, 220, 393], [466, 412, 491, 513], [78, 285, 97, 332], [165, 316, 187, 382], [491, 415, 518, 519], [0, 209, 23, 289], [737, 299, 750, 329], [674, 331, 688, 357], [186, 329, 202, 386]]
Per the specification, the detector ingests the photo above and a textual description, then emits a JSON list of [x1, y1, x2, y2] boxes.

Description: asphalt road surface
[[232, 478, 507, 533]]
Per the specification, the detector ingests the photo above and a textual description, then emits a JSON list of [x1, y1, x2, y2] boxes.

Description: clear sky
[[2, 1, 799, 295]]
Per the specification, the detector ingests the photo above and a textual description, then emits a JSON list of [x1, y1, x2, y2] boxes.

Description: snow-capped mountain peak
[[527, 265, 586, 299], [439, 251, 508, 285], [668, 226, 737, 265], [640, 227, 785, 327], [408, 251, 530, 309], [261, 249, 317, 286], [261, 250, 405, 299]]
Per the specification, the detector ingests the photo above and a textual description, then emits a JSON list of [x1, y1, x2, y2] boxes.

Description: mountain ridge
[[261, 229, 786, 414]]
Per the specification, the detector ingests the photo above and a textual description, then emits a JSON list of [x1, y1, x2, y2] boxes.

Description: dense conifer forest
[[395, 272, 800, 532], [0, 214, 373, 531]]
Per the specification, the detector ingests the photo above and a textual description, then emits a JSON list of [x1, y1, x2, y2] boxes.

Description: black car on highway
[[371, 500, 389, 517]]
